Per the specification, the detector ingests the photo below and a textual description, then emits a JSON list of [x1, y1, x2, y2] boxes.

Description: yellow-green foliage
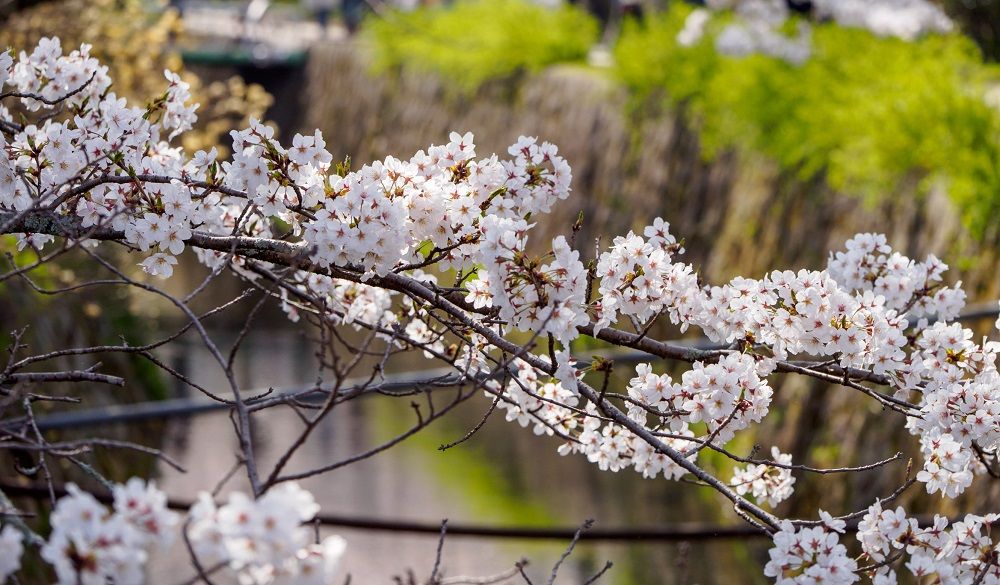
[[363, 0, 600, 94], [615, 5, 1000, 237]]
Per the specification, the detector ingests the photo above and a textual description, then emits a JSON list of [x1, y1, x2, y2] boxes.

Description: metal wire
[[4, 300, 997, 432], [1, 481, 972, 541]]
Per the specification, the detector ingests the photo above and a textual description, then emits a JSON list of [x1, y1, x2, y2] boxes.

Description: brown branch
[[2, 369, 125, 387]]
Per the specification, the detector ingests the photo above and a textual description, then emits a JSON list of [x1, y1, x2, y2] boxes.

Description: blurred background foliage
[[363, 0, 600, 94], [615, 4, 1000, 239], [0, 0, 273, 155], [362, 0, 1000, 240], [944, 0, 1000, 61]]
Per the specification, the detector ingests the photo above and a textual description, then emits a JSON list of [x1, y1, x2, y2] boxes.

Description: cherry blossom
[[39, 481, 176, 585], [813, 0, 953, 41], [2, 35, 998, 585], [856, 501, 1000, 584], [689, 0, 952, 65], [0, 524, 23, 583], [186, 483, 344, 584], [732, 447, 796, 507], [140, 252, 179, 279], [763, 521, 859, 585]]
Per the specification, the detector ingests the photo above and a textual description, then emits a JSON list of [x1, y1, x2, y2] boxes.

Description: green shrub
[[363, 0, 600, 94], [615, 5, 1000, 237]]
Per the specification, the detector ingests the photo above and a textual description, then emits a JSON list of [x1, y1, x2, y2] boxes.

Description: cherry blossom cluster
[[679, 0, 953, 64], [643, 354, 774, 444], [856, 502, 999, 584], [827, 233, 966, 323], [160, 72, 198, 141], [559, 400, 698, 479], [486, 354, 772, 480], [812, 0, 953, 41], [300, 131, 570, 278], [591, 219, 702, 336], [2, 37, 109, 112], [286, 273, 397, 328], [465, 216, 996, 519], [0, 39, 570, 290], [490, 357, 581, 438], [1, 43, 199, 257], [0, 479, 343, 585], [915, 428, 975, 498], [585, 225, 940, 380], [472, 227, 588, 345], [222, 127, 574, 289], [629, 229, 992, 500], [764, 520, 859, 585], [3, 37, 999, 585], [0, 523, 24, 583], [698, 270, 908, 373], [412, 208, 991, 513], [903, 322, 1000, 497], [187, 484, 346, 585], [732, 447, 796, 507], [712, 1, 813, 64], [1, 39, 107, 227], [469, 352, 699, 479], [31, 480, 177, 585], [825, 238, 997, 501]]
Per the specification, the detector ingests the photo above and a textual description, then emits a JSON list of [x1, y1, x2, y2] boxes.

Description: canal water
[[145, 327, 768, 584]]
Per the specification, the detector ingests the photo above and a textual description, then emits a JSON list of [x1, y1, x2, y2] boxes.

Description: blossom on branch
[[1, 36, 998, 585]]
